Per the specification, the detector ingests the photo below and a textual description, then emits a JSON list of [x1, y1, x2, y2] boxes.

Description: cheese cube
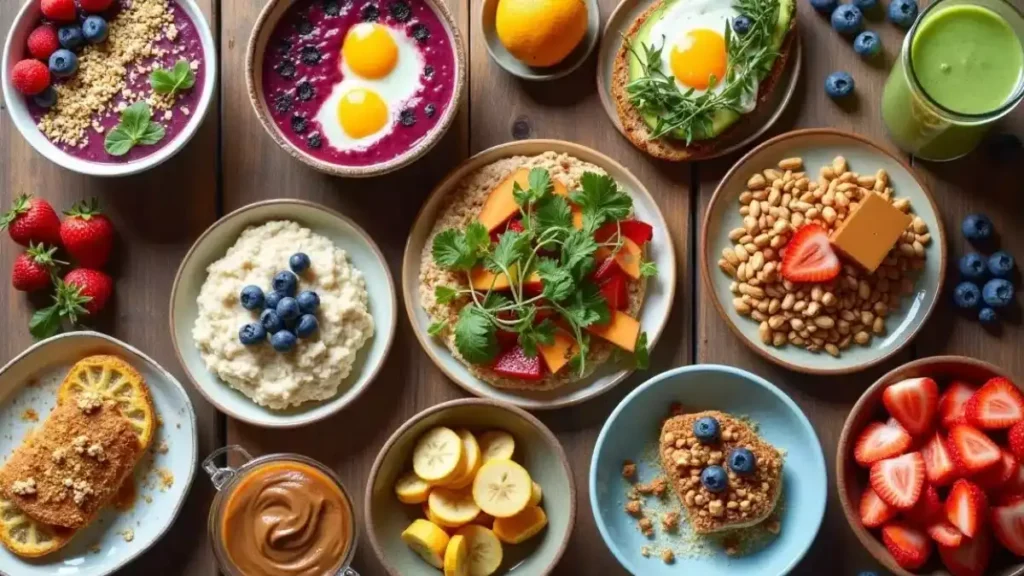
[[830, 192, 913, 273]]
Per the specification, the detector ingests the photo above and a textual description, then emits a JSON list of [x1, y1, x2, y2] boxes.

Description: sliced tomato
[[599, 275, 629, 311], [489, 218, 524, 244], [595, 220, 653, 245]]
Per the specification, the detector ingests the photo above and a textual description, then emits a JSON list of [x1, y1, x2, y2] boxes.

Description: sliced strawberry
[[948, 425, 1002, 474], [991, 495, 1024, 556], [854, 421, 912, 467], [780, 224, 841, 283], [489, 218, 524, 243], [965, 377, 1024, 430], [921, 431, 961, 486], [946, 479, 989, 538], [598, 274, 628, 311], [881, 522, 932, 570], [974, 449, 1018, 491], [940, 381, 977, 429], [860, 486, 898, 528], [870, 452, 925, 510], [883, 377, 939, 436], [938, 528, 992, 576], [905, 484, 942, 526], [595, 219, 653, 246], [1010, 420, 1024, 460], [1005, 458, 1024, 495], [491, 346, 544, 380], [928, 521, 964, 547]]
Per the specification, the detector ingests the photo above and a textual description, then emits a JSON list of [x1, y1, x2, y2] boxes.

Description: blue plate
[[589, 365, 827, 576]]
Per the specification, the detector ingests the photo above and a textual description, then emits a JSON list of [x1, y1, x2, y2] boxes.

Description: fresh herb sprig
[[150, 59, 196, 97], [104, 102, 165, 156]]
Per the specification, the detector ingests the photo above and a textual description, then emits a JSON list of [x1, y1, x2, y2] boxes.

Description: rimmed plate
[[0, 331, 198, 576], [701, 129, 947, 375], [401, 139, 676, 410], [596, 0, 801, 161], [170, 199, 397, 428]]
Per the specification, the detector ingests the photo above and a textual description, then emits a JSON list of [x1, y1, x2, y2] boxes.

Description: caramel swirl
[[221, 461, 351, 576]]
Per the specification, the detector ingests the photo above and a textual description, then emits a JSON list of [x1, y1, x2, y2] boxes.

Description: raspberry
[[11, 60, 50, 96], [40, 0, 76, 22], [26, 26, 60, 61], [78, 0, 114, 13]]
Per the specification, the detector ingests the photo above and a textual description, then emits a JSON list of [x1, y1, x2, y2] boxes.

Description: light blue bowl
[[589, 365, 827, 576]]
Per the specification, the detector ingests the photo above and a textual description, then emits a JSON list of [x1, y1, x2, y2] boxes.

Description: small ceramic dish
[[1, 0, 216, 177], [837, 356, 1020, 576], [701, 129, 947, 375], [365, 398, 575, 576], [401, 139, 677, 410], [479, 0, 600, 81], [590, 364, 827, 576], [595, 0, 801, 161], [169, 199, 397, 428], [246, 0, 466, 177], [0, 331, 198, 575]]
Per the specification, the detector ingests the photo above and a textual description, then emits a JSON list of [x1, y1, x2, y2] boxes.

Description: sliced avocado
[[627, 0, 795, 141]]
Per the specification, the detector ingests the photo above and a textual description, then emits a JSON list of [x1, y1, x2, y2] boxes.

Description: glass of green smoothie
[[882, 0, 1024, 161]]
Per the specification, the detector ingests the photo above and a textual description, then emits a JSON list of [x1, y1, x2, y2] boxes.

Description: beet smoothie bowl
[[246, 0, 465, 177], [1, 0, 215, 177]]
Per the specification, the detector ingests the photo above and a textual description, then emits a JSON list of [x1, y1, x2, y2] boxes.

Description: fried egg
[[315, 22, 423, 150]]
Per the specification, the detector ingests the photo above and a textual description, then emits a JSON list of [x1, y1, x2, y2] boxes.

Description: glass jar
[[203, 446, 360, 576], [881, 0, 1024, 161]]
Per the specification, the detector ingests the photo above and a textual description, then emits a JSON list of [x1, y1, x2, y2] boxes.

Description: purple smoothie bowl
[[246, 0, 465, 178]]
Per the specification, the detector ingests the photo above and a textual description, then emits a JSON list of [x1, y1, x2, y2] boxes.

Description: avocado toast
[[611, 0, 797, 161]]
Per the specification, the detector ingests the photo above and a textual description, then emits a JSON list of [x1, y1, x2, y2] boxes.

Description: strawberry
[[854, 421, 912, 467], [974, 449, 1018, 491], [0, 195, 61, 247], [40, 0, 76, 21], [870, 452, 925, 510], [946, 479, 989, 538], [938, 528, 992, 576], [860, 486, 898, 528], [12, 243, 64, 292], [26, 25, 59, 61], [991, 495, 1024, 556], [948, 425, 1002, 474], [965, 377, 1024, 429], [906, 484, 942, 525], [881, 522, 932, 570], [1005, 458, 1024, 495], [921, 431, 961, 486], [60, 199, 114, 269], [780, 224, 841, 283], [78, 0, 114, 13], [928, 521, 964, 547], [883, 377, 939, 436], [939, 381, 977, 429], [63, 269, 113, 316], [1009, 420, 1024, 460]]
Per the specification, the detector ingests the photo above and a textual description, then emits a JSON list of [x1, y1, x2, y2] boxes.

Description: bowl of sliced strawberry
[[838, 356, 1024, 576]]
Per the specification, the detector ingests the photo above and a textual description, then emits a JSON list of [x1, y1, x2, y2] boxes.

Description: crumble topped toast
[[659, 410, 783, 534]]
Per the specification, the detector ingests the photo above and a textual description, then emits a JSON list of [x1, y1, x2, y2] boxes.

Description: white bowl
[[1, 0, 217, 177]]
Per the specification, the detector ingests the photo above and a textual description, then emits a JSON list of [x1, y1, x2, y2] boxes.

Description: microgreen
[[150, 59, 196, 97], [104, 102, 166, 157]]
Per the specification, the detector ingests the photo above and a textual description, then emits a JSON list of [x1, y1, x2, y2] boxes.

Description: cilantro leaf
[[570, 172, 633, 234], [435, 285, 458, 304], [518, 318, 555, 358], [150, 59, 196, 96], [104, 128, 135, 156], [486, 230, 531, 274], [432, 222, 489, 271], [640, 260, 658, 278], [533, 194, 574, 236], [454, 306, 498, 363], [482, 292, 511, 311], [560, 229, 598, 282], [465, 222, 489, 254], [427, 320, 447, 336], [568, 333, 591, 375], [634, 332, 650, 369], [512, 167, 554, 207], [561, 282, 610, 328], [535, 258, 575, 302]]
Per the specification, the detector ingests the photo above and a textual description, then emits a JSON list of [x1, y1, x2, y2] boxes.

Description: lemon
[[444, 534, 469, 576], [529, 481, 543, 507], [429, 487, 483, 528], [472, 460, 532, 518], [414, 427, 463, 482], [493, 506, 548, 544], [495, 0, 588, 68], [401, 519, 450, 569], [455, 525, 504, 576], [477, 431, 515, 462], [395, 471, 432, 504], [447, 429, 483, 489]]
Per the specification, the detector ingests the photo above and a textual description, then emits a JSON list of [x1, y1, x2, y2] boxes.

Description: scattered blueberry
[[58, 25, 84, 50], [400, 108, 416, 127], [953, 281, 982, 309], [48, 49, 78, 78], [82, 16, 108, 44], [825, 71, 855, 99], [33, 86, 57, 108], [323, 0, 340, 17], [853, 31, 880, 58], [700, 466, 728, 493], [412, 23, 430, 43], [307, 132, 322, 149], [239, 323, 267, 345], [986, 133, 1022, 162], [988, 251, 1015, 278], [291, 115, 309, 134], [425, 103, 437, 118], [295, 314, 319, 338], [264, 290, 285, 311], [240, 285, 265, 310], [958, 253, 988, 281], [809, 0, 838, 15], [276, 39, 292, 55], [693, 417, 721, 443], [888, 0, 919, 28], [260, 309, 285, 333], [390, 0, 412, 22], [979, 307, 998, 325], [290, 252, 311, 273], [728, 448, 757, 475], [297, 81, 315, 101], [853, 0, 877, 11], [423, 65, 434, 78], [271, 330, 298, 352], [831, 5, 863, 36], [982, 279, 1015, 308], [361, 4, 380, 22], [272, 270, 299, 296], [277, 60, 297, 79], [732, 15, 752, 35], [296, 18, 314, 36], [297, 290, 320, 314], [274, 93, 293, 113], [276, 296, 301, 320], [962, 214, 994, 243], [300, 45, 322, 65]]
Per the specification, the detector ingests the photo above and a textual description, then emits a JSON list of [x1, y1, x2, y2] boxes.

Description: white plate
[[0, 332, 198, 576]]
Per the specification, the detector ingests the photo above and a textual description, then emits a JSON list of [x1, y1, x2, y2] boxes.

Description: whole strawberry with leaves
[[60, 198, 114, 268], [0, 194, 62, 247], [12, 243, 65, 292], [30, 269, 113, 339]]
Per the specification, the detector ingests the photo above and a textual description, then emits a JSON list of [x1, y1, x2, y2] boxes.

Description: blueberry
[[58, 25, 84, 50], [274, 93, 293, 113], [728, 448, 757, 475], [693, 417, 721, 443], [853, 31, 881, 58], [295, 314, 319, 338], [82, 16, 108, 44], [264, 290, 285, 311], [423, 104, 437, 120], [307, 132, 322, 149], [390, 0, 412, 22], [296, 18, 313, 36], [962, 214, 994, 242], [290, 252, 311, 273], [239, 285, 265, 310], [825, 71, 855, 99], [700, 466, 728, 493], [323, 0, 340, 16], [424, 65, 435, 78], [276, 60, 297, 79], [988, 251, 1015, 278], [297, 81, 315, 101], [732, 15, 752, 35], [272, 270, 299, 296], [412, 23, 430, 43], [831, 5, 863, 36], [400, 109, 416, 127], [853, 0, 877, 11], [979, 307, 998, 324], [953, 281, 982, 309], [300, 45, 321, 65], [271, 330, 297, 352], [361, 4, 380, 22], [297, 290, 320, 314], [276, 39, 292, 55], [291, 115, 309, 134], [809, 0, 838, 14], [239, 322, 267, 345], [888, 0, 919, 28], [260, 309, 285, 333], [958, 253, 988, 281], [48, 49, 78, 78], [982, 278, 1015, 308], [276, 296, 301, 320], [33, 86, 58, 108]]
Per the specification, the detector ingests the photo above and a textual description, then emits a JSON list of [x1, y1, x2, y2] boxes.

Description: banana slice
[[444, 534, 469, 576], [429, 487, 482, 528], [477, 431, 515, 462], [472, 459, 532, 518], [395, 471, 432, 504], [414, 427, 463, 482], [401, 519, 450, 569], [493, 506, 548, 545], [529, 481, 543, 507], [422, 502, 449, 530], [447, 429, 483, 489], [455, 525, 504, 576]]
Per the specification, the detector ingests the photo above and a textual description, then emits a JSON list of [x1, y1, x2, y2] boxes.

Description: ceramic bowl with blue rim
[[589, 364, 827, 576]]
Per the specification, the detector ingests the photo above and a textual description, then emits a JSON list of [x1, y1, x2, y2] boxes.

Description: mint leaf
[[435, 285, 458, 304], [104, 102, 165, 156], [634, 332, 650, 369], [432, 226, 486, 271], [150, 59, 196, 96], [454, 306, 498, 364], [570, 172, 633, 234], [428, 320, 447, 336], [29, 306, 61, 339], [104, 127, 135, 156], [535, 258, 574, 302], [137, 122, 165, 145], [121, 102, 152, 138]]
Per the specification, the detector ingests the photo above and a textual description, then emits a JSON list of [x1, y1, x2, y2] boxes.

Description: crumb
[[636, 477, 668, 497], [638, 517, 654, 537], [625, 500, 642, 517], [86, 443, 106, 462], [21, 409, 38, 422], [157, 468, 174, 491], [88, 544, 101, 554], [155, 440, 169, 454], [622, 460, 637, 480], [640, 546, 651, 557], [11, 478, 37, 496], [72, 435, 89, 454], [51, 448, 67, 464], [661, 549, 675, 564], [766, 519, 780, 534], [661, 511, 679, 532], [144, 494, 153, 504], [119, 528, 135, 542]]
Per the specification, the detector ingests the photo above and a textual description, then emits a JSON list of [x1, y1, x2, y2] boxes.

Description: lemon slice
[[444, 534, 469, 576], [455, 525, 504, 576], [414, 427, 464, 482], [395, 471, 432, 504], [472, 460, 532, 518], [529, 481, 543, 507], [57, 355, 155, 451], [493, 506, 548, 544], [447, 429, 483, 490], [429, 487, 482, 528], [0, 497, 71, 558], [402, 519, 450, 569], [477, 431, 515, 462]]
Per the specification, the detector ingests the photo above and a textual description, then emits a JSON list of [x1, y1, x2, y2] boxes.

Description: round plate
[[596, 0, 801, 161], [590, 364, 827, 576], [701, 129, 947, 375], [170, 199, 397, 428], [0, 331, 198, 575], [401, 139, 676, 410]]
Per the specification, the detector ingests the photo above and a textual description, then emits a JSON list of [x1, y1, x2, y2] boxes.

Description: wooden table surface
[[2, 0, 1022, 573]]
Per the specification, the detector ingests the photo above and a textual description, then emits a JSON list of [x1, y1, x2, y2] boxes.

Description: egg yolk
[[337, 88, 389, 138], [342, 23, 399, 79], [670, 29, 727, 90]]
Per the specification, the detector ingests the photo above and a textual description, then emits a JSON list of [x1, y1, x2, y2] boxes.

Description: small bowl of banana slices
[[365, 398, 576, 576]]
